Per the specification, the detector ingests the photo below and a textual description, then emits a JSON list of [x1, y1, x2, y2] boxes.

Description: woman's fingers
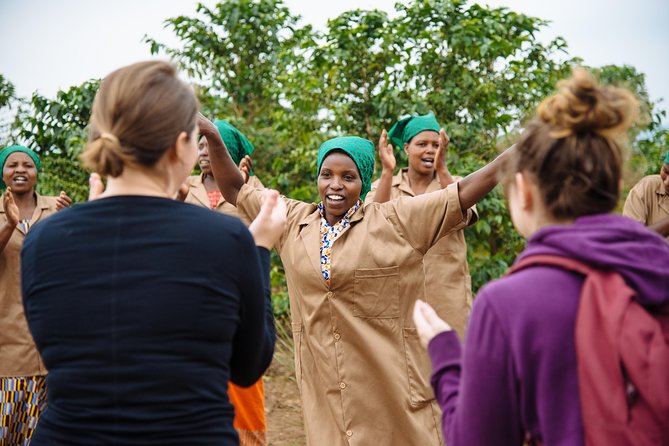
[[413, 299, 452, 348]]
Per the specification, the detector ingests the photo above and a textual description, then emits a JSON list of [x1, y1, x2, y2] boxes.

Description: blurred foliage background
[[1, 0, 667, 316]]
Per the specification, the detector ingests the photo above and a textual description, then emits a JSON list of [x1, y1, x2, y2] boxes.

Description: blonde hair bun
[[538, 67, 638, 140]]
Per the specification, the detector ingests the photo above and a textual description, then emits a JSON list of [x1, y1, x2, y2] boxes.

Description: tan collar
[[395, 167, 442, 196]]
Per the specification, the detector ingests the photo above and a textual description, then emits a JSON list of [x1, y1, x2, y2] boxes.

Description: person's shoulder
[[37, 194, 59, 208], [179, 199, 243, 226], [477, 263, 579, 310], [632, 174, 662, 191]]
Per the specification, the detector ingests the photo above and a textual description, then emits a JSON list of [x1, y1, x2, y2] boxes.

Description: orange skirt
[[229, 378, 266, 446]]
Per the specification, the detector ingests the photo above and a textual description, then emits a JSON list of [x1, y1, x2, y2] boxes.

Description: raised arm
[[457, 145, 515, 211], [198, 113, 244, 205], [371, 129, 396, 204]]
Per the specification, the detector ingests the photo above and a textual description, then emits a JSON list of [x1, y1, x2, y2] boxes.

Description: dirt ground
[[264, 328, 306, 446]]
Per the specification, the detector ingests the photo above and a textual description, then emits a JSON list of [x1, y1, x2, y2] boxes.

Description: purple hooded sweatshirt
[[428, 214, 669, 446]]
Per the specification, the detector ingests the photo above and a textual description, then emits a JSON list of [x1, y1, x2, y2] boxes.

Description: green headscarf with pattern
[[317, 136, 375, 200], [388, 113, 441, 149], [0, 145, 41, 189], [663, 150, 669, 164], [214, 120, 256, 175]]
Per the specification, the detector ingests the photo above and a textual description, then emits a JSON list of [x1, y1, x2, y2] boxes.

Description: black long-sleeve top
[[21, 195, 275, 445]]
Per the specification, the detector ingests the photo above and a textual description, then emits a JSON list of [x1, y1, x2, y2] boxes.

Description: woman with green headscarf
[[0, 145, 71, 444], [180, 121, 268, 445], [365, 113, 478, 339], [201, 114, 513, 446], [180, 120, 264, 224]]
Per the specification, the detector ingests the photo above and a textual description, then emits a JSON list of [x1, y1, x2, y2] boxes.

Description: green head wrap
[[388, 113, 441, 149], [663, 150, 669, 164], [214, 120, 255, 175], [317, 136, 375, 200], [0, 145, 41, 189]]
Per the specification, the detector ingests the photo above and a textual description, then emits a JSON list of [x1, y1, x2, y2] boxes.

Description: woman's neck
[[202, 172, 219, 193], [407, 167, 435, 194], [524, 207, 574, 238], [13, 189, 37, 217], [100, 165, 174, 199]]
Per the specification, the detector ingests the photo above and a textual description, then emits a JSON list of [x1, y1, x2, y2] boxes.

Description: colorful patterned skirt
[[229, 379, 267, 446], [1, 376, 46, 446]]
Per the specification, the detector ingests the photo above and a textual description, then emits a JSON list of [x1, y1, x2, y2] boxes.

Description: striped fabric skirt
[[1, 376, 46, 446]]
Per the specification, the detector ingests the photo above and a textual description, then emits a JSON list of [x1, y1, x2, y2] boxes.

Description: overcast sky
[[1, 0, 667, 123]]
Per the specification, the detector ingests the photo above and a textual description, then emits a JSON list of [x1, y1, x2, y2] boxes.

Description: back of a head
[[505, 68, 638, 219], [81, 61, 199, 177]]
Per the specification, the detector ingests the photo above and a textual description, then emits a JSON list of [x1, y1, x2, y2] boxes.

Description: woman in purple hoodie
[[413, 68, 669, 445]]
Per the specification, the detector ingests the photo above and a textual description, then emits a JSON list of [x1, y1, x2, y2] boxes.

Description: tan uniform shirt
[[365, 168, 478, 338], [184, 174, 264, 225], [0, 194, 58, 377], [623, 175, 669, 240], [236, 182, 468, 446]]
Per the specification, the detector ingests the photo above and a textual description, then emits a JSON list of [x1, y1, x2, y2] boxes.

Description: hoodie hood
[[518, 213, 669, 307]]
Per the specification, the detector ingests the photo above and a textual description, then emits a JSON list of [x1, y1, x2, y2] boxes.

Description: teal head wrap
[[317, 136, 375, 200], [214, 120, 256, 174], [663, 150, 669, 164], [388, 113, 441, 149], [0, 145, 41, 189]]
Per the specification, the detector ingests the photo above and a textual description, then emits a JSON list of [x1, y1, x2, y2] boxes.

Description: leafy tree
[[144, 0, 322, 188], [0, 74, 17, 146], [0, 74, 15, 109], [311, 9, 407, 140]]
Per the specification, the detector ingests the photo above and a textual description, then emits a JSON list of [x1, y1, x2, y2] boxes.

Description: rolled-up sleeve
[[384, 182, 467, 254]]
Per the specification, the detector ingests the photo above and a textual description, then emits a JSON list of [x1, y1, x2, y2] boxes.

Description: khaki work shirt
[[365, 168, 478, 338], [0, 193, 58, 377], [236, 182, 468, 446], [184, 174, 264, 225], [623, 175, 669, 240]]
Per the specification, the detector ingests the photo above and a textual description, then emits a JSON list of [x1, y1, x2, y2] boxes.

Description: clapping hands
[[248, 189, 287, 250]]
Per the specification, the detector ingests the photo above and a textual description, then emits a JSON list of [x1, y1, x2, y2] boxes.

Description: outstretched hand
[[239, 155, 253, 184], [3, 188, 19, 227], [413, 299, 452, 348], [56, 191, 72, 210], [378, 129, 396, 172], [88, 173, 105, 201], [248, 189, 287, 250]]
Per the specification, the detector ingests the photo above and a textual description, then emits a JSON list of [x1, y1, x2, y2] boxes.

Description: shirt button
[[334, 333, 341, 340], [346, 430, 353, 437], [326, 291, 334, 299], [339, 382, 346, 389]]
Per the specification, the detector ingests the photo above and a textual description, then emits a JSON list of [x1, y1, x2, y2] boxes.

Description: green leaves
[[0, 74, 15, 109]]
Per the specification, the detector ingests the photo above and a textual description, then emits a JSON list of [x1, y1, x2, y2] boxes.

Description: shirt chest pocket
[[353, 266, 400, 318]]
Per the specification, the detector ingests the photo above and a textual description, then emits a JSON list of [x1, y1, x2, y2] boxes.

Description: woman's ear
[[172, 130, 198, 169], [514, 172, 533, 211], [403, 142, 409, 156]]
